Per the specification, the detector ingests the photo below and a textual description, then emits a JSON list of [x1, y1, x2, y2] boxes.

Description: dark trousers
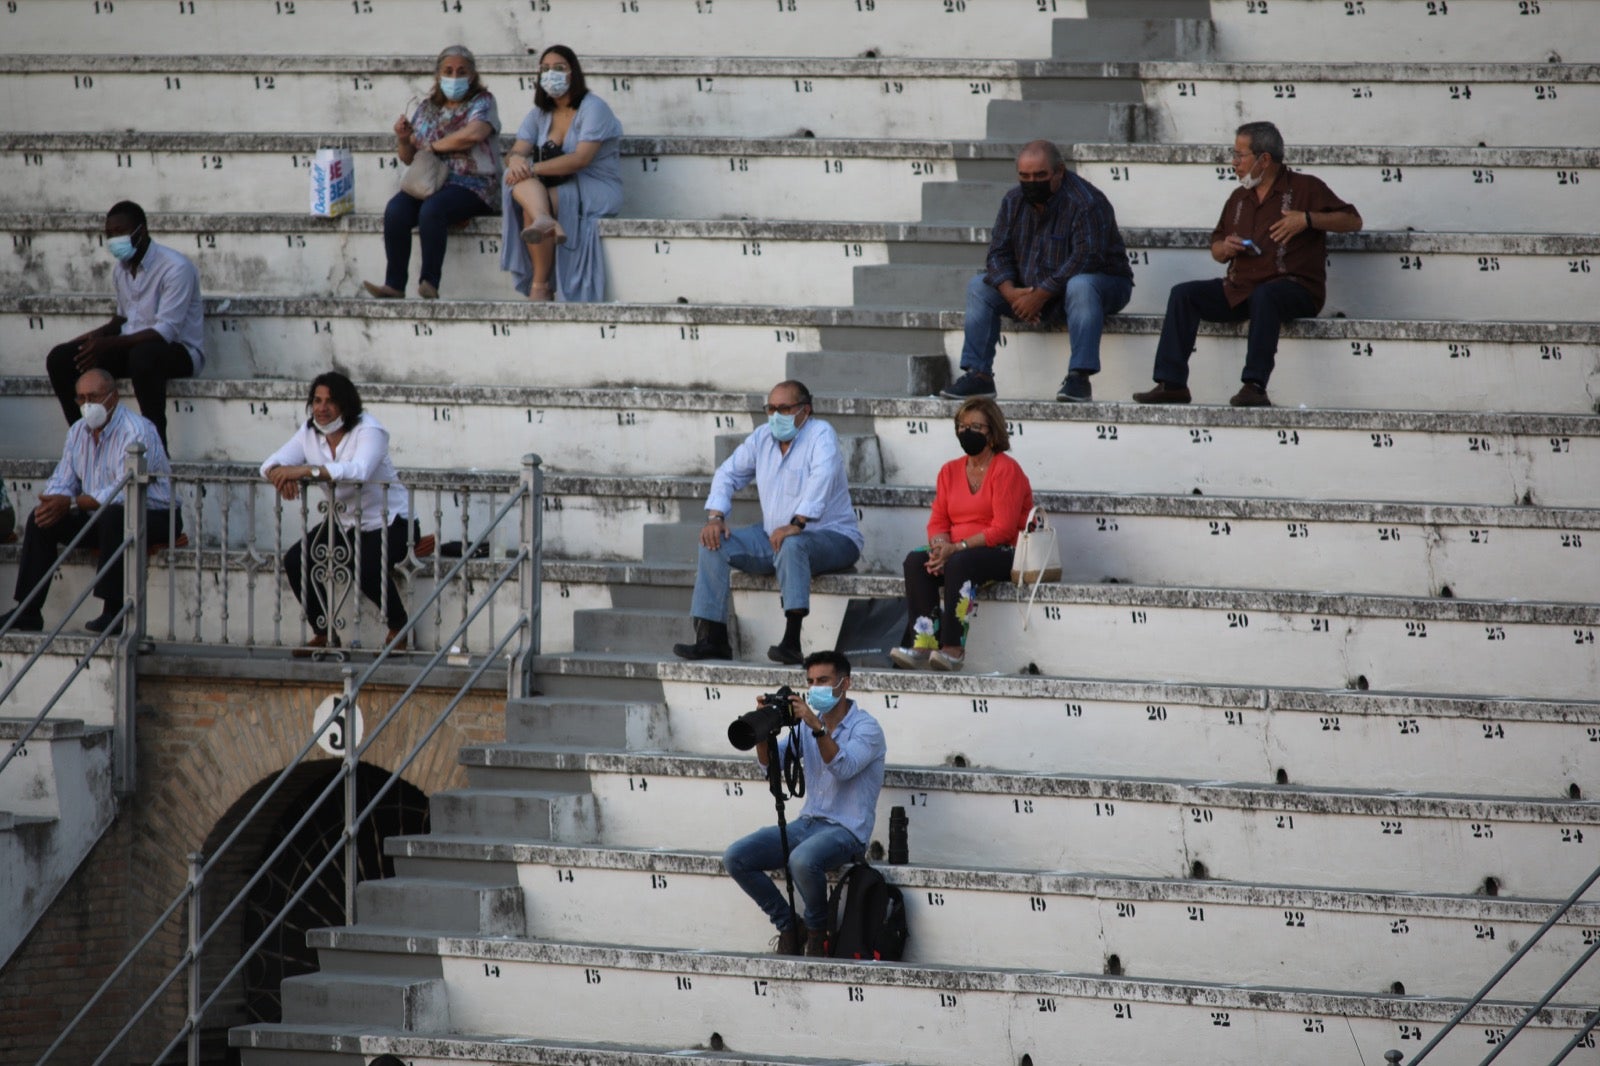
[[47, 338, 195, 450], [901, 545, 1013, 647], [282, 517, 418, 633], [13, 504, 180, 615], [1151, 278, 1319, 388], [383, 185, 498, 291]]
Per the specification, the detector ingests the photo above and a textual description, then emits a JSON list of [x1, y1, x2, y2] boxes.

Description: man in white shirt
[[673, 380, 864, 664], [0, 370, 178, 635], [45, 201, 205, 451]]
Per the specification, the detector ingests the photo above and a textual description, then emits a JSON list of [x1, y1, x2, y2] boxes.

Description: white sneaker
[[929, 649, 965, 672], [889, 646, 931, 670]]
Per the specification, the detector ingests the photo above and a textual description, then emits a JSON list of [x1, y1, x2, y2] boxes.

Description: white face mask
[[539, 69, 570, 98], [81, 402, 111, 430], [1238, 155, 1267, 189], [313, 415, 344, 436]]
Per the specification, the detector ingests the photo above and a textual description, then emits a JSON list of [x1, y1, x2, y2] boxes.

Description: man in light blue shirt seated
[[45, 200, 205, 452], [673, 379, 864, 664], [724, 650, 888, 957], [0, 369, 180, 636]]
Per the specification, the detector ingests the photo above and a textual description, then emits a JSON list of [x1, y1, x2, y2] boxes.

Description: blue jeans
[[383, 183, 498, 291], [959, 272, 1133, 376], [689, 524, 860, 622], [724, 815, 864, 932]]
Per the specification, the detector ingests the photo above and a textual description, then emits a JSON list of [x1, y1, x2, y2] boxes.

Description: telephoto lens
[[888, 805, 909, 864]]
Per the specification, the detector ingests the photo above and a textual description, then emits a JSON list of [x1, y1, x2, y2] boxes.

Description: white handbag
[[1010, 506, 1062, 629]]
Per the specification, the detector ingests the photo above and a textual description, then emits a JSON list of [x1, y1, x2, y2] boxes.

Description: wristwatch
[[791, 515, 809, 530], [310, 466, 324, 481], [811, 726, 827, 739]]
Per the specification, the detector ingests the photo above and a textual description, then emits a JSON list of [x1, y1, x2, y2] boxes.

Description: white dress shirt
[[260, 414, 410, 531], [114, 240, 206, 373]]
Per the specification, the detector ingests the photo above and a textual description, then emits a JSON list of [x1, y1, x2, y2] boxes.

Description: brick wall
[[0, 671, 507, 1065]]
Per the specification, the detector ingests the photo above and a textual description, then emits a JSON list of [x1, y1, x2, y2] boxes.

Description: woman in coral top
[[891, 397, 1035, 672]]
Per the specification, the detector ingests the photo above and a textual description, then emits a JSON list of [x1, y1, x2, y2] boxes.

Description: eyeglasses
[[74, 389, 111, 404], [1231, 150, 1255, 161], [957, 421, 989, 434], [764, 401, 808, 416]]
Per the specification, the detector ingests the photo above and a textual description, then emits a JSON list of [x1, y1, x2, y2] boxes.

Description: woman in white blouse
[[261, 372, 416, 655]]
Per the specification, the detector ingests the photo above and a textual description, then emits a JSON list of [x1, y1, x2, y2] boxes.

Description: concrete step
[[8, 293, 1597, 414], [426, 787, 598, 843], [985, 98, 1144, 142], [457, 744, 1600, 898], [8, 133, 1596, 234], [279, 972, 448, 1031], [297, 926, 1600, 1064], [505, 696, 671, 750], [234, 1024, 903, 1066], [387, 837, 1600, 1001], [11, 210, 1596, 317], [530, 654, 1600, 802], [789, 349, 950, 398], [640, 522, 703, 566], [354, 876, 525, 937], [572, 607, 697, 656]]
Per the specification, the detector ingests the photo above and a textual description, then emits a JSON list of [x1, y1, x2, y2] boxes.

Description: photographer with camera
[[723, 650, 887, 957]]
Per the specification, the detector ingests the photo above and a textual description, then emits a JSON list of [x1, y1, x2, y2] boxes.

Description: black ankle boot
[[767, 611, 805, 665], [673, 617, 732, 660]]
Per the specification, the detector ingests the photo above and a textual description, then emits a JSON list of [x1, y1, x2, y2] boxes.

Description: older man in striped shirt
[[942, 139, 1135, 404], [0, 370, 179, 635]]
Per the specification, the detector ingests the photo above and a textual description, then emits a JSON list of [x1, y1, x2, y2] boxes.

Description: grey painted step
[[279, 973, 448, 1031], [232, 1025, 891, 1066], [712, 432, 885, 484], [854, 263, 973, 309], [572, 608, 698, 656], [354, 877, 525, 937], [507, 697, 672, 750], [461, 745, 599, 793], [788, 349, 950, 397], [986, 100, 1144, 142], [427, 788, 598, 843], [640, 522, 703, 565], [922, 180, 1013, 224], [1052, 16, 1213, 62], [1087, 0, 1210, 16]]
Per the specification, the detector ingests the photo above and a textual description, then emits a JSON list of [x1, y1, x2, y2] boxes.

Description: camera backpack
[[826, 862, 908, 961]]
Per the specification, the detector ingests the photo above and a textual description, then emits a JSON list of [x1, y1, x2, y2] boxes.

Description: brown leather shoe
[[771, 924, 803, 956], [803, 928, 829, 957], [291, 633, 339, 659], [362, 281, 403, 299], [1229, 382, 1272, 407], [1131, 382, 1192, 404]]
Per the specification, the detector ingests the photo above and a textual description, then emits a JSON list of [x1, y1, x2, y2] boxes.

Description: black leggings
[[901, 545, 1013, 647], [282, 517, 418, 634]]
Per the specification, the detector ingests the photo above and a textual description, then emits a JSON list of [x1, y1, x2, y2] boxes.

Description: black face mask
[[957, 428, 989, 456], [1020, 179, 1053, 205]]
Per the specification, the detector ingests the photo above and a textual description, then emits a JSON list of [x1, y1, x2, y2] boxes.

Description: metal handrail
[[1389, 858, 1600, 1065], [34, 453, 543, 1066]]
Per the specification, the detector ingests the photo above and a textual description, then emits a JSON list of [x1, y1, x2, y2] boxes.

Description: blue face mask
[[768, 412, 799, 442], [806, 683, 841, 714], [440, 76, 471, 102], [107, 234, 138, 261]]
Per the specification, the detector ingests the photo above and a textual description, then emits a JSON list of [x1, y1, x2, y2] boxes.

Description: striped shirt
[[45, 404, 173, 509], [983, 171, 1134, 296], [115, 241, 206, 373]]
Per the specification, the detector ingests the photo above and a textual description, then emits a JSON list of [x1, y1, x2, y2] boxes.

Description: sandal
[[362, 281, 403, 299], [519, 215, 561, 246]]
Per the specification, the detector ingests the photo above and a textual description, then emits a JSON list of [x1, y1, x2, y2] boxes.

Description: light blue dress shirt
[[114, 241, 206, 373], [777, 700, 888, 846], [704, 417, 863, 551]]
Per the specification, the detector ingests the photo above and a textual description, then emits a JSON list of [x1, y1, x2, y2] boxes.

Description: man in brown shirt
[[1134, 121, 1363, 407]]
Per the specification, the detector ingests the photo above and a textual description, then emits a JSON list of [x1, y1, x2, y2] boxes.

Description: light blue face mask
[[539, 69, 570, 98], [806, 683, 841, 714], [768, 412, 799, 442], [107, 234, 138, 261], [440, 76, 471, 102]]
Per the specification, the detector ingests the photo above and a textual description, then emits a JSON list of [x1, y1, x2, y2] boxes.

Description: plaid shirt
[[983, 171, 1134, 295]]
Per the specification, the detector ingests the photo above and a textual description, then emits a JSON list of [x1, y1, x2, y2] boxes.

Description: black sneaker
[[767, 640, 804, 666], [0, 606, 45, 633], [1056, 371, 1092, 402], [939, 372, 996, 400]]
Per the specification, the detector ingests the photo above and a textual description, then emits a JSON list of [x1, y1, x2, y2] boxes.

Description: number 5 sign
[[313, 695, 365, 756]]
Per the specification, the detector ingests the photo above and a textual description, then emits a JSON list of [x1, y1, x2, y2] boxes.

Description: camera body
[[728, 685, 799, 750]]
